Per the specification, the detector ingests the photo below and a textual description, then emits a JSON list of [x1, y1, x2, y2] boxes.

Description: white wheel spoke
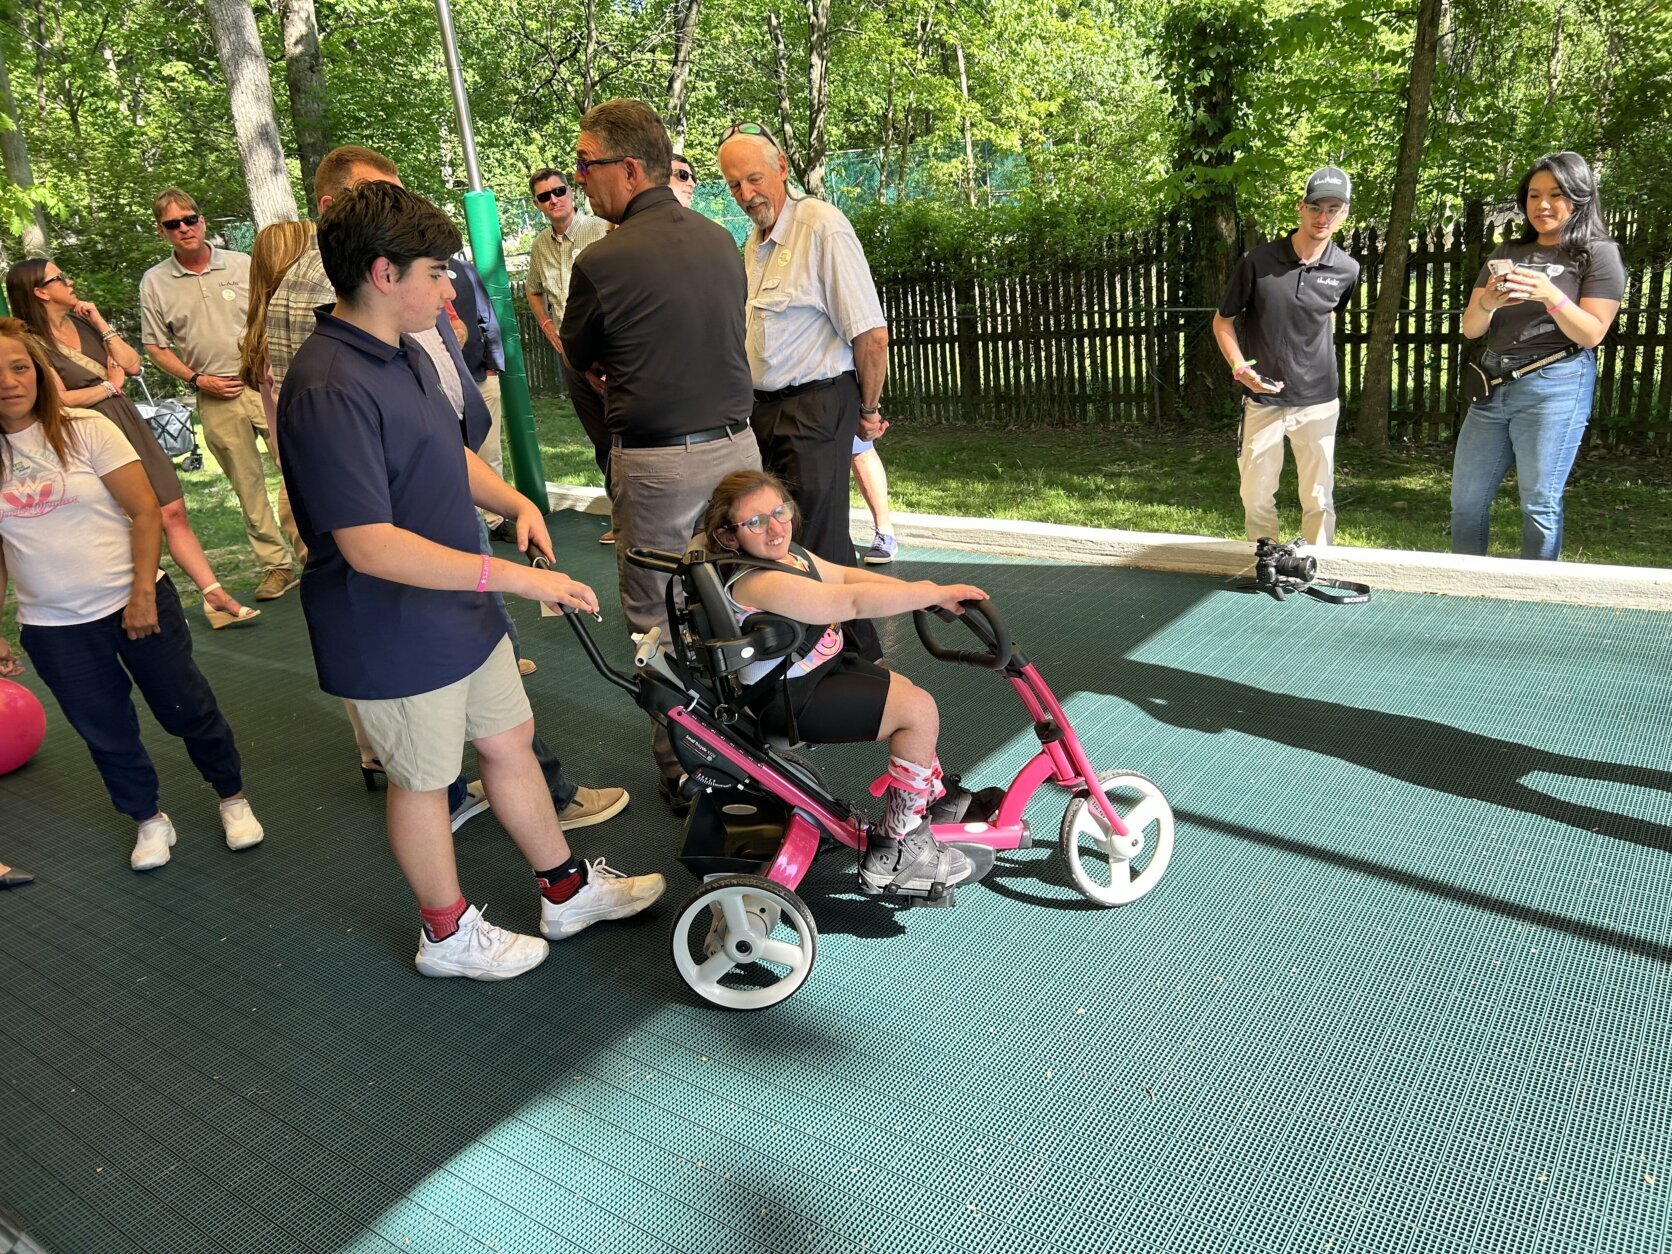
[[695, 951, 736, 986], [755, 938, 807, 970]]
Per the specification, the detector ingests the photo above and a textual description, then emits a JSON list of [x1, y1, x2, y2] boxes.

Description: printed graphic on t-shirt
[[0, 451, 71, 520]]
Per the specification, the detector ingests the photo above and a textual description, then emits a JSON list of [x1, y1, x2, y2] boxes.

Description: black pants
[[751, 373, 881, 659], [21, 575, 242, 820]]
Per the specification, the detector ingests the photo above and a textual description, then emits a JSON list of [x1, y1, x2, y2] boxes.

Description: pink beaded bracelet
[[476, 553, 491, 593]]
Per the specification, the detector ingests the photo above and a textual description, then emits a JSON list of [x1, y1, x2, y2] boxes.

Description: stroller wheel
[[670, 874, 817, 1011], [1059, 771, 1175, 907], [182, 453, 203, 472]]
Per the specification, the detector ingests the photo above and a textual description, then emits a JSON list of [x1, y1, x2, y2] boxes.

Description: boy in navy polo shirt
[[277, 181, 664, 981], [1212, 166, 1361, 546]]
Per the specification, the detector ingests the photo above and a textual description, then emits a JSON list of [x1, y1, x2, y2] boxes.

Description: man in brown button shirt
[[139, 189, 299, 599]]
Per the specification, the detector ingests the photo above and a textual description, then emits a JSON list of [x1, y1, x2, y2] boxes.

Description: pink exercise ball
[[0, 678, 46, 775]]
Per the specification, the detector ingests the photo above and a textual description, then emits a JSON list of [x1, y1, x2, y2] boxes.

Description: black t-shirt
[[561, 187, 755, 439], [1475, 238, 1627, 355], [1218, 235, 1360, 407]]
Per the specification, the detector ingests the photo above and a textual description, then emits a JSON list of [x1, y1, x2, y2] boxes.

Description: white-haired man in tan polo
[[139, 189, 298, 600]]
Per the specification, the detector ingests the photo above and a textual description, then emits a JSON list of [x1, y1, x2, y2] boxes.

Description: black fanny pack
[[1463, 345, 1583, 405]]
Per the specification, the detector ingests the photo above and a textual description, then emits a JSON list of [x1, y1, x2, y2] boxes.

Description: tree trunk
[[877, 75, 895, 203], [767, 11, 804, 180], [581, 0, 599, 114], [802, 0, 830, 197], [280, 0, 331, 205], [955, 41, 976, 208], [203, 0, 299, 227], [1354, 0, 1443, 448], [665, 0, 702, 151], [0, 34, 49, 256]]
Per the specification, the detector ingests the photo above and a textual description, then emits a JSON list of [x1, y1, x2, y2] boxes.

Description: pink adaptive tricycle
[[557, 547, 1174, 1010]]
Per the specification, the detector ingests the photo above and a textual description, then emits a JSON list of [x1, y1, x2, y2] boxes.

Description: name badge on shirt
[[221, 288, 238, 301]]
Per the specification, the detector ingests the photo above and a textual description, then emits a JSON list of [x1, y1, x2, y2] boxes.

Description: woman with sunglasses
[[1451, 152, 1625, 560], [0, 319, 263, 871], [700, 470, 988, 899], [4, 260, 259, 628]]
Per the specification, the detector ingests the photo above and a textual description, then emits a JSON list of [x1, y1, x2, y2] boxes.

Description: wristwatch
[[860, 405, 882, 415], [188, 372, 201, 390]]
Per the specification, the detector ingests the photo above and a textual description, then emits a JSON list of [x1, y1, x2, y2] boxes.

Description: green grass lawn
[[6, 395, 1668, 645]]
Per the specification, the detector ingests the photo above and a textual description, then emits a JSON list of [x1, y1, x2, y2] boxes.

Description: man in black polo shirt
[[1212, 166, 1360, 546], [278, 181, 664, 981], [562, 98, 762, 809]]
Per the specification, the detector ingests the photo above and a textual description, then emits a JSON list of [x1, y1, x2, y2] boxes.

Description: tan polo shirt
[[525, 214, 609, 326], [139, 246, 252, 376]]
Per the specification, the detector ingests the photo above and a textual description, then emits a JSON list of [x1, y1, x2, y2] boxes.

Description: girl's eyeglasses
[[726, 501, 796, 534]]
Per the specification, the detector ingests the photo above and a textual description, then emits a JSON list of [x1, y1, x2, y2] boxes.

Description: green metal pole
[[436, 0, 545, 507], [463, 190, 545, 506]]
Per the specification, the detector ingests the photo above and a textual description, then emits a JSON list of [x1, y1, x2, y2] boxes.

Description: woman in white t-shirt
[[0, 320, 264, 871]]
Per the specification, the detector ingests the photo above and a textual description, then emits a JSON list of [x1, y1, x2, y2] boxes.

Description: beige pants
[[1238, 398, 1338, 546], [477, 373, 506, 528], [197, 389, 295, 572]]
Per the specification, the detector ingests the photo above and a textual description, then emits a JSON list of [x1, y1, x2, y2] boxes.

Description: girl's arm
[[735, 564, 986, 626]]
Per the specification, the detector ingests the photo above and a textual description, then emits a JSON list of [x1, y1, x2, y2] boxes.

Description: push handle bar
[[625, 547, 682, 575]]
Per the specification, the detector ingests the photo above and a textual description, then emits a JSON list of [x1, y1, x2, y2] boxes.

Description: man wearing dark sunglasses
[[669, 154, 697, 210], [140, 187, 299, 601], [717, 125, 890, 659]]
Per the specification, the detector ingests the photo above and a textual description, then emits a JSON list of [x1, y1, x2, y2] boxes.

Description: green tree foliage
[[2, 0, 1666, 327]]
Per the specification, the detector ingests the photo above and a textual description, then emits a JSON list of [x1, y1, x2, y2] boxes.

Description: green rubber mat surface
[[2, 510, 1669, 1254]]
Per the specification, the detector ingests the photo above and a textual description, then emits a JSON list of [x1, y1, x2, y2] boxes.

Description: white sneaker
[[131, 813, 176, 871], [219, 798, 265, 850], [450, 781, 491, 832], [541, 859, 667, 939], [414, 905, 549, 981]]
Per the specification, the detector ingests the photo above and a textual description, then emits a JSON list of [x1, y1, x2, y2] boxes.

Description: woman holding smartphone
[[1451, 151, 1625, 560]]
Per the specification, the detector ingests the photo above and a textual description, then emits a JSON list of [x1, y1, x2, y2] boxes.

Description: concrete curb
[[543, 481, 1672, 613]]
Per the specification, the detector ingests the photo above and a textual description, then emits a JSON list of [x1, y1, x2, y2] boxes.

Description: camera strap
[[1296, 577, 1371, 605]]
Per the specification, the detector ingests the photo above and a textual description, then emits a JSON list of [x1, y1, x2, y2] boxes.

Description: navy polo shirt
[[1219, 235, 1360, 407], [275, 310, 504, 700]]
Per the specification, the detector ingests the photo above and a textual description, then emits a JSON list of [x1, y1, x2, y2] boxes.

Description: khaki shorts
[[345, 636, 530, 792]]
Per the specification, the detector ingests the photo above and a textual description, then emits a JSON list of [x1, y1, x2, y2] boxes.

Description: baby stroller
[[134, 374, 202, 472], [546, 547, 1175, 1010]]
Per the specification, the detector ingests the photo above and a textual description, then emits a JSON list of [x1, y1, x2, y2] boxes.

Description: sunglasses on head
[[726, 501, 796, 534], [721, 121, 780, 150], [160, 213, 202, 231], [534, 185, 570, 203]]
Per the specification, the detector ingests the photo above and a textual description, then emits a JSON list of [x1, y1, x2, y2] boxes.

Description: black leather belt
[[615, 421, 750, 450], [753, 372, 850, 404]]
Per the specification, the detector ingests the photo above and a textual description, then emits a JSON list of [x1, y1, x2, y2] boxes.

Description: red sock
[[420, 897, 468, 942], [537, 856, 588, 905]]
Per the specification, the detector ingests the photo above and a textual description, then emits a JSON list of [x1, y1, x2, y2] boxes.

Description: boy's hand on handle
[[512, 503, 555, 564], [516, 566, 599, 617]]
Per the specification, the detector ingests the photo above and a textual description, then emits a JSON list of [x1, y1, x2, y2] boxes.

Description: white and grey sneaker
[[859, 820, 974, 898], [415, 905, 549, 980], [863, 531, 898, 565], [541, 859, 666, 939], [131, 813, 177, 871], [219, 798, 265, 850], [450, 781, 491, 832]]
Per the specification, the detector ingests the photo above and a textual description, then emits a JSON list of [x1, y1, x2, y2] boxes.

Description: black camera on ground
[[1254, 536, 1317, 591]]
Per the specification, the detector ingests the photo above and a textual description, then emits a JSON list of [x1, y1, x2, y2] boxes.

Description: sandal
[[201, 582, 261, 630]]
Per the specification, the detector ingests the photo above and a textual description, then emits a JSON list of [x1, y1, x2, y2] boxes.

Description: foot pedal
[[948, 842, 997, 883]]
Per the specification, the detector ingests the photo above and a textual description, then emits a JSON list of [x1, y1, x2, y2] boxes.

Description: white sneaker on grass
[[414, 906, 549, 980], [132, 813, 177, 871], [219, 798, 265, 850], [541, 859, 666, 939]]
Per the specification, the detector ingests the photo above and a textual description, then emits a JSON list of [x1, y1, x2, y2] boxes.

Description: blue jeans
[[21, 575, 242, 820], [1450, 349, 1596, 560]]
